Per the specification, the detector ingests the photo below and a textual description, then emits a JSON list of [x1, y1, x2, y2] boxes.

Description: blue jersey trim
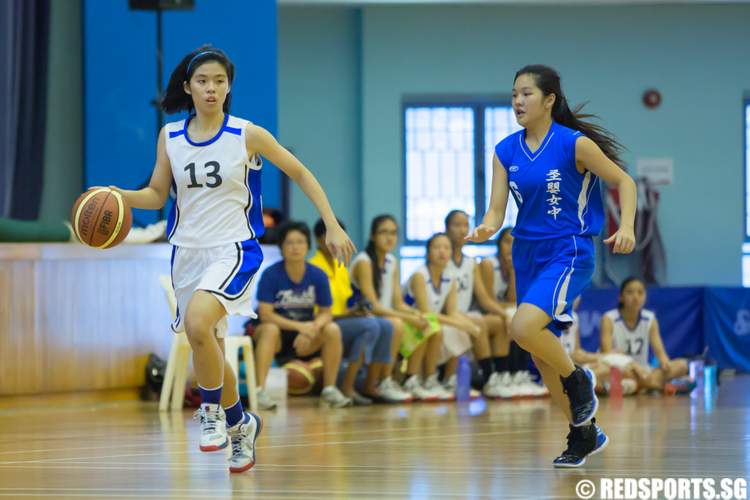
[[169, 130, 185, 138], [223, 125, 243, 135], [182, 113, 230, 147]]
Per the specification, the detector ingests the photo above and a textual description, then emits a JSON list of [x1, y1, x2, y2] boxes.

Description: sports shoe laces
[[193, 409, 221, 434]]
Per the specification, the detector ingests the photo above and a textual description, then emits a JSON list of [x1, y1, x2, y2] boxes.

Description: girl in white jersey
[[350, 215, 434, 402], [404, 233, 481, 401], [600, 277, 688, 392], [107, 46, 354, 473]]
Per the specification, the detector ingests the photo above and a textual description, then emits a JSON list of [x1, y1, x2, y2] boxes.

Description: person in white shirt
[[600, 277, 688, 392]]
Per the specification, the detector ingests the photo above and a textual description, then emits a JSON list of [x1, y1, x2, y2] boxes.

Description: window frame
[[401, 96, 513, 245]]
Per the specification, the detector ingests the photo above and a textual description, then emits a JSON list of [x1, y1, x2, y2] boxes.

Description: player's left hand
[[326, 223, 356, 265], [604, 225, 636, 254]]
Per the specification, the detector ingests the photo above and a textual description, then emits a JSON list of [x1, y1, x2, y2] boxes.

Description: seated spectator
[[403, 233, 481, 401], [310, 218, 410, 404], [600, 277, 690, 393], [253, 221, 351, 409], [561, 297, 637, 396], [349, 215, 430, 402]]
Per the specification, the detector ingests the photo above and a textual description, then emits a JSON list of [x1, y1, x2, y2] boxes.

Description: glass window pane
[[405, 106, 475, 241]]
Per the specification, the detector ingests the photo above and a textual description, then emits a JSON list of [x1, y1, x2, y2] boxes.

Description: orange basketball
[[71, 188, 132, 249], [284, 359, 316, 395]]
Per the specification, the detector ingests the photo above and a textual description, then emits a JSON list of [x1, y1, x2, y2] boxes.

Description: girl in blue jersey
[[107, 46, 355, 473], [468, 65, 637, 467]]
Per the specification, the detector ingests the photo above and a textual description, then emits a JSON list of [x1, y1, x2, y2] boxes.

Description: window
[[404, 106, 476, 242], [401, 100, 522, 280]]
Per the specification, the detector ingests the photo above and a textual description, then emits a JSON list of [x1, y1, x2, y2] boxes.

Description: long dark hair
[[515, 65, 625, 167], [366, 214, 398, 297], [161, 45, 235, 115]]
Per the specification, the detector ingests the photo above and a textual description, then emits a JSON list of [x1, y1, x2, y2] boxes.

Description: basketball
[[71, 188, 132, 249], [308, 357, 324, 393], [284, 359, 316, 395]]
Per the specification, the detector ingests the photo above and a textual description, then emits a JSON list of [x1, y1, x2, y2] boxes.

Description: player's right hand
[[326, 224, 356, 266], [465, 224, 498, 243]]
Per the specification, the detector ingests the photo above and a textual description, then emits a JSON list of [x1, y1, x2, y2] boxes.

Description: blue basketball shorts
[[512, 235, 595, 337]]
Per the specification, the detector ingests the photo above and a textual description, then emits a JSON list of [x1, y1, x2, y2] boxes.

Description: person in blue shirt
[[254, 221, 352, 409], [467, 65, 637, 468]]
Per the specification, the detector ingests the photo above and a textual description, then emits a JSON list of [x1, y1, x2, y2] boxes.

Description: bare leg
[[341, 353, 363, 397], [216, 339, 240, 408], [184, 291, 227, 389], [423, 331, 443, 377], [510, 303, 575, 377], [533, 353, 573, 423], [297, 322, 343, 388], [383, 318, 404, 380], [486, 314, 510, 357], [253, 323, 282, 388]]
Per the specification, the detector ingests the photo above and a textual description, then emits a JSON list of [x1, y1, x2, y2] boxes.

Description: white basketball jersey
[[405, 264, 454, 313], [560, 311, 578, 355], [485, 256, 509, 301], [164, 114, 264, 248], [350, 251, 397, 309], [606, 308, 655, 366], [447, 254, 476, 313]]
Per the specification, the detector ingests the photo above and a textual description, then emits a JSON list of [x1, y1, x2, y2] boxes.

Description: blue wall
[[279, 4, 750, 285], [83, 0, 278, 226]]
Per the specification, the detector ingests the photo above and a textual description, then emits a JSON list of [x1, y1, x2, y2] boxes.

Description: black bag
[[145, 353, 167, 393]]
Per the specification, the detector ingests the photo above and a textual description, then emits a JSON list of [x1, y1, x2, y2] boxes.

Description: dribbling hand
[[326, 223, 356, 265], [465, 224, 498, 243], [604, 225, 636, 254]]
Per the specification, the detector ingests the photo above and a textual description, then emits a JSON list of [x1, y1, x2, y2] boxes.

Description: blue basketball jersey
[[495, 122, 604, 241]]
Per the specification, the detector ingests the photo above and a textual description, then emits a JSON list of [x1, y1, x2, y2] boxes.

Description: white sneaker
[[424, 374, 455, 401], [443, 374, 457, 393], [516, 371, 548, 397], [194, 403, 228, 452], [227, 412, 263, 473], [483, 372, 512, 399], [499, 371, 523, 398], [376, 378, 413, 403], [320, 386, 353, 408], [256, 388, 278, 411], [403, 374, 439, 401]]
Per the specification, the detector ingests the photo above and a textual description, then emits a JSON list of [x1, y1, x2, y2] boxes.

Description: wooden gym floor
[[0, 377, 748, 499]]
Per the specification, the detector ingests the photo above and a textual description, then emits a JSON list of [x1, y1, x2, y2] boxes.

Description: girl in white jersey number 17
[[467, 65, 637, 468], [106, 46, 355, 473]]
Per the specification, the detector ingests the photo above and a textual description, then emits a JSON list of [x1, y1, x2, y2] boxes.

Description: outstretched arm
[[246, 123, 355, 263]]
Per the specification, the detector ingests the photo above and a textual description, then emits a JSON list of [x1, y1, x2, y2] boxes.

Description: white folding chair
[[157, 275, 258, 412]]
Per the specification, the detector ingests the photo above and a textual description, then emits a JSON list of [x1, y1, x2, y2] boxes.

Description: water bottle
[[456, 356, 472, 402], [689, 359, 704, 394]]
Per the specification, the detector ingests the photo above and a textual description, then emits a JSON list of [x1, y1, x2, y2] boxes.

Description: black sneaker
[[552, 419, 600, 468], [561, 365, 598, 426]]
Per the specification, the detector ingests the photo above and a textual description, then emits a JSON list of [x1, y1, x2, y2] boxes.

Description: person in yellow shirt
[[311, 219, 412, 403]]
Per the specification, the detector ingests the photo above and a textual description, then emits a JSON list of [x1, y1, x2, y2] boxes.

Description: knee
[[323, 322, 342, 343], [389, 317, 404, 334], [184, 312, 215, 348], [377, 318, 394, 343], [256, 323, 280, 345], [509, 317, 526, 342]]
